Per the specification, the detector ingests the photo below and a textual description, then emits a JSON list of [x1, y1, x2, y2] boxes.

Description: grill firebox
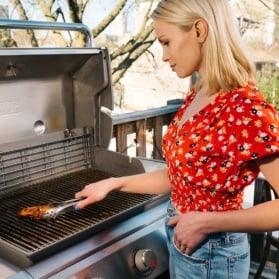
[[0, 127, 166, 269], [0, 168, 162, 268]]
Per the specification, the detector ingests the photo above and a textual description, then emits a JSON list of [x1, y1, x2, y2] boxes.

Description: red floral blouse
[[162, 82, 279, 213]]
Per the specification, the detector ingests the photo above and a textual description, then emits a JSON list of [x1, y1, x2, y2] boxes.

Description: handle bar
[[0, 19, 94, 47]]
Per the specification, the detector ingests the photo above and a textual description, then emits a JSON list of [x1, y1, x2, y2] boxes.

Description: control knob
[[134, 249, 157, 275]]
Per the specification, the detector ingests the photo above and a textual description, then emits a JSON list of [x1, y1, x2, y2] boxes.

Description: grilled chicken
[[18, 204, 55, 219]]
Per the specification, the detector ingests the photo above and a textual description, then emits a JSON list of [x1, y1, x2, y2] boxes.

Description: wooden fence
[[111, 99, 182, 159]]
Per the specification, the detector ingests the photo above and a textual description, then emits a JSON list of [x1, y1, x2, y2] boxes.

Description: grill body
[[0, 22, 169, 279]]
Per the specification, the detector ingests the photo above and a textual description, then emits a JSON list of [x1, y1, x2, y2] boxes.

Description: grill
[[1, 168, 161, 267], [0, 20, 169, 279]]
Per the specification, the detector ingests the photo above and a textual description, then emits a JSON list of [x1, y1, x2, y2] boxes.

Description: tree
[[0, 0, 157, 86], [1, 0, 278, 109], [230, 0, 279, 109]]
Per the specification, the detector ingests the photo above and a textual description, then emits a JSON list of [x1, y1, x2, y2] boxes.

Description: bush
[[256, 62, 279, 110]]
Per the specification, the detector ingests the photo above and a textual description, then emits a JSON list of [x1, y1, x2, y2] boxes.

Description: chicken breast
[[18, 204, 54, 219]]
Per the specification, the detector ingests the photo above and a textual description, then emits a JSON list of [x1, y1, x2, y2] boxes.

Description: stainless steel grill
[[0, 167, 160, 268], [0, 130, 92, 190], [0, 20, 169, 279]]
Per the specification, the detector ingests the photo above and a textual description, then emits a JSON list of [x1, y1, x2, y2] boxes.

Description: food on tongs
[[17, 198, 83, 220], [18, 204, 55, 219]]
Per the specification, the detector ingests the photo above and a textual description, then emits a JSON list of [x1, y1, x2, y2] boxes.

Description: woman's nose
[[162, 52, 169, 62]]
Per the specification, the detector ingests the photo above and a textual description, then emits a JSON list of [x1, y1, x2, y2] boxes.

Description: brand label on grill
[[0, 101, 19, 115]]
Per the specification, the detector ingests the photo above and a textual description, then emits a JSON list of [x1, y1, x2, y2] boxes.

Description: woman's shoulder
[[221, 82, 272, 108], [219, 81, 278, 121], [225, 81, 264, 101]]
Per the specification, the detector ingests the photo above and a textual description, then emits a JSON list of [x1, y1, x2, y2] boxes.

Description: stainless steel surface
[[2, 201, 169, 279], [0, 47, 113, 146], [1, 167, 166, 266], [0, 164, 169, 278], [45, 197, 84, 217], [0, 22, 169, 278], [18, 197, 85, 220], [0, 19, 94, 47]]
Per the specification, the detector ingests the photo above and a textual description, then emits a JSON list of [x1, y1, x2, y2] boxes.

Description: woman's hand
[[74, 177, 119, 210], [168, 211, 211, 255], [74, 169, 171, 210]]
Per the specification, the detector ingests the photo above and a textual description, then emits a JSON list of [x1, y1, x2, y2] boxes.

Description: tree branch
[[9, 0, 38, 46], [257, 0, 279, 17], [92, 0, 127, 38]]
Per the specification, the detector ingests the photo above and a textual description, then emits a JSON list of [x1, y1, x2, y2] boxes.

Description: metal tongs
[[43, 197, 83, 220]]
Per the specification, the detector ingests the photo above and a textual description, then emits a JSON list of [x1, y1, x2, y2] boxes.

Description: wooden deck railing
[[111, 99, 182, 160]]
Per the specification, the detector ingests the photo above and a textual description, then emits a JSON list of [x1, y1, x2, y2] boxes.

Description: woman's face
[[153, 19, 202, 78]]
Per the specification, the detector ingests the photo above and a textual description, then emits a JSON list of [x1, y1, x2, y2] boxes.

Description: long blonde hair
[[151, 0, 256, 94]]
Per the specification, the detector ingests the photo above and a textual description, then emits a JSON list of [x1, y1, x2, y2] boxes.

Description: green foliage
[[256, 62, 279, 110]]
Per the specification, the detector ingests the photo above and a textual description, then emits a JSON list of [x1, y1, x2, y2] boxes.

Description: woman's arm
[[207, 154, 279, 232], [75, 168, 172, 209], [169, 154, 279, 255]]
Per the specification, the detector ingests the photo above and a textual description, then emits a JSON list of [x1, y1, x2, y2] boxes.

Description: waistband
[[167, 200, 178, 217], [166, 199, 248, 244]]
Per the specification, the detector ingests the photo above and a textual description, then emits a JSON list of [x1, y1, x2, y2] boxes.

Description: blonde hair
[[151, 0, 256, 94]]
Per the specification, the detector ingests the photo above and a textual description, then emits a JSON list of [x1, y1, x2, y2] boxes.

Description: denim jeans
[[165, 201, 250, 279]]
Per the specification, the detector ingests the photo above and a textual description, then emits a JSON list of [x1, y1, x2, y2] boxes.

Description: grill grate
[[0, 168, 157, 257], [0, 132, 92, 191]]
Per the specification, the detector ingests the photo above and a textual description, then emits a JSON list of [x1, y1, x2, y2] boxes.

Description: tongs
[[43, 198, 83, 219], [18, 197, 84, 220]]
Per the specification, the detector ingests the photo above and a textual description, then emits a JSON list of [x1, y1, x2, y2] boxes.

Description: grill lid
[[0, 47, 113, 147]]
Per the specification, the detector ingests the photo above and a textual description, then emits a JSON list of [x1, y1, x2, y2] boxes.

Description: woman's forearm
[[205, 199, 279, 233], [113, 168, 172, 194], [75, 168, 172, 209]]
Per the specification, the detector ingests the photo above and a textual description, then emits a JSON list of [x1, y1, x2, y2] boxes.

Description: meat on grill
[[18, 204, 55, 219]]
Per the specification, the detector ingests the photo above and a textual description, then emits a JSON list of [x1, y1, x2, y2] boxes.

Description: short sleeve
[[224, 85, 279, 163]]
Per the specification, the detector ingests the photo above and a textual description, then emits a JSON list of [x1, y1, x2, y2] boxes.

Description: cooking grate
[[0, 130, 92, 191], [0, 168, 158, 259]]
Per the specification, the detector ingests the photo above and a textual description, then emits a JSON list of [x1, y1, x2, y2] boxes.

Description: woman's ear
[[193, 19, 208, 43]]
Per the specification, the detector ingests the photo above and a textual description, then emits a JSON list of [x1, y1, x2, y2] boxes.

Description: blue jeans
[[165, 201, 250, 279]]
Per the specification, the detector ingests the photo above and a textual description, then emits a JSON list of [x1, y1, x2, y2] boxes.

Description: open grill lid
[[0, 46, 113, 147]]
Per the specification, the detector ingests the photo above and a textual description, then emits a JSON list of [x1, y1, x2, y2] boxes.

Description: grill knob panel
[[134, 249, 157, 275]]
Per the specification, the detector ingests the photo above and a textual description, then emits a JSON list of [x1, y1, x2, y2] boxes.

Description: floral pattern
[[162, 82, 279, 213]]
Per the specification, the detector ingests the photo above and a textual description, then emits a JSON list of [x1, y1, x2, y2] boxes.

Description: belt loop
[[167, 207, 174, 217], [224, 232, 230, 244], [167, 200, 177, 217]]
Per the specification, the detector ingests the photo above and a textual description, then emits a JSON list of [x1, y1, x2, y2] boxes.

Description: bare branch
[[112, 27, 156, 84], [111, 23, 154, 59], [92, 0, 127, 38], [9, 0, 38, 46], [68, 0, 82, 23], [138, 0, 155, 31], [257, 0, 279, 17], [37, 0, 56, 21]]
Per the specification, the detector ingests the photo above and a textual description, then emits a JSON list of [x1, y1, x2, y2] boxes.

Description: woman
[[75, 0, 279, 278]]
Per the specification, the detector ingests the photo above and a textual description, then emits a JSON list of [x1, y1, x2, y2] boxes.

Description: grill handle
[[0, 19, 94, 47]]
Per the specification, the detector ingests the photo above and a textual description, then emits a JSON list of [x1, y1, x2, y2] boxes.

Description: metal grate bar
[[0, 169, 157, 256], [0, 133, 92, 191]]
